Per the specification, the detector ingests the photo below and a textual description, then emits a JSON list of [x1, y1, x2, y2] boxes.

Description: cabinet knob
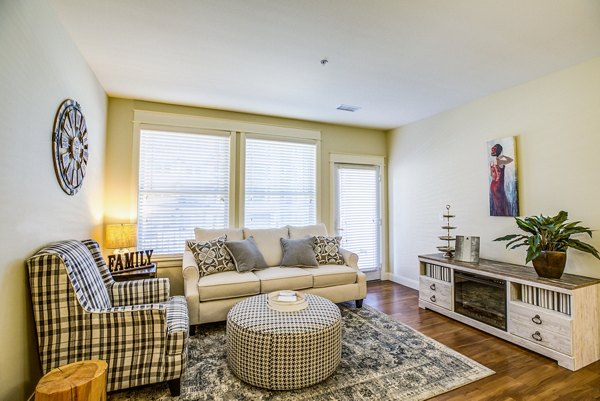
[[531, 331, 543, 342], [430, 283, 436, 291], [430, 295, 436, 302], [531, 315, 542, 325]]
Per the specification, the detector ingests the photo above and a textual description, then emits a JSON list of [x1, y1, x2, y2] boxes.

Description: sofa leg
[[168, 378, 181, 396], [189, 324, 196, 336], [356, 299, 363, 308]]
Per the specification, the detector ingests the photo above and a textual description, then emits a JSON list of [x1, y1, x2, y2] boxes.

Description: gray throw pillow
[[225, 236, 268, 273], [186, 235, 235, 278], [314, 236, 345, 265], [280, 236, 319, 267]]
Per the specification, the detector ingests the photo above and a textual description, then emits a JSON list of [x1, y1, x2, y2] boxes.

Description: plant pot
[[532, 251, 567, 279]]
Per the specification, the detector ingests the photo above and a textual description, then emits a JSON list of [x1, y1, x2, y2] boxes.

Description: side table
[[35, 360, 107, 401], [111, 263, 157, 281]]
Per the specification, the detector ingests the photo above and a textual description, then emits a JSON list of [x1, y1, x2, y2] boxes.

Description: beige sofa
[[182, 224, 367, 327]]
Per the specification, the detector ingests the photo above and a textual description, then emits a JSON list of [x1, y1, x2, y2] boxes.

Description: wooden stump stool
[[35, 360, 108, 401]]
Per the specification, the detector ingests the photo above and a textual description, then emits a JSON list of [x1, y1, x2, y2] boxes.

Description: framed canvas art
[[488, 136, 519, 217]]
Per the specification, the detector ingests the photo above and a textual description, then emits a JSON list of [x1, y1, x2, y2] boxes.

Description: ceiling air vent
[[336, 104, 361, 112]]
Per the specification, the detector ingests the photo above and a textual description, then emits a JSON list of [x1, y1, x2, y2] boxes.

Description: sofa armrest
[[182, 250, 200, 284], [182, 249, 201, 325], [340, 247, 359, 270], [111, 278, 170, 307]]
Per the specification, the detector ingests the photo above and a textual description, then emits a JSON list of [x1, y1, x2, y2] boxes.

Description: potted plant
[[494, 211, 600, 279]]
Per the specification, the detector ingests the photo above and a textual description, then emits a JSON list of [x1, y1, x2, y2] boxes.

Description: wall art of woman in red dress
[[489, 140, 518, 216]]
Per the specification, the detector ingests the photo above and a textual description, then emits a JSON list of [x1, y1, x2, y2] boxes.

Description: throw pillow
[[187, 236, 235, 278], [314, 236, 345, 265], [225, 236, 268, 273], [280, 236, 319, 267]]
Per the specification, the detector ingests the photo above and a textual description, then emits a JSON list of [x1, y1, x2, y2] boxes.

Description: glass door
[[334, 163, 382, 280]]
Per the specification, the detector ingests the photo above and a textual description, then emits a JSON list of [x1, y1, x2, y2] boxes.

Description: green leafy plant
[[494, 211, 600, 263]]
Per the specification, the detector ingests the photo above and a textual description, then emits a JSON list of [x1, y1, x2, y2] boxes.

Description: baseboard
[[382, 272, 418, 290]]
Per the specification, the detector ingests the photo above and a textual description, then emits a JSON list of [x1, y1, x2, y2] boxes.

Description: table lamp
[[105, 223, 137, 255]]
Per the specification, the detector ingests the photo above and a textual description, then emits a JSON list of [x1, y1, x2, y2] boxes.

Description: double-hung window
[[244, 137, 317, 228], [134, 112, 320, 257], [137, 129, 231, 254]]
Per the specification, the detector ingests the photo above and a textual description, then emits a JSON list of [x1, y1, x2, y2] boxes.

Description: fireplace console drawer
[[419, 276, 451, 310], [509, 318, 572, 355], [509, 301, 571, 337]]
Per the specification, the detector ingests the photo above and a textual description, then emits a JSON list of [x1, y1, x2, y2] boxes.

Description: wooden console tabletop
[[419, 253, 600, 290]]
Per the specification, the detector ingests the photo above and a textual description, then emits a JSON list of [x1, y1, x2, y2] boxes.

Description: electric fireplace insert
[[454, 271, 507, 331]]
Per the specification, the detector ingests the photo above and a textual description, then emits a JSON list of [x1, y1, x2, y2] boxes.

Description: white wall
[[388, 57, 600, 288], [0, 1, 107, 399]]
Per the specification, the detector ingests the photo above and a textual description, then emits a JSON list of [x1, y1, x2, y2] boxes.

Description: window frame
[[239, 132, 321, 228], [329, 153, 387, 280], [130, 111, 321, 258]]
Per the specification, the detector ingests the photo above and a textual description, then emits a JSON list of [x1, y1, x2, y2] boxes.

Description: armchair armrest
[[111, 278, 170, 307], [340, 247, 359, 270], [90, 304, 168, 378]]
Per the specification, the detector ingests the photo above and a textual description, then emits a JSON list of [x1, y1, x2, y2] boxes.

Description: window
[[137, 129, 230, 254], [334, 163, 381, 276], [133, 111, 321, 256], [244, 137, 317, 228]]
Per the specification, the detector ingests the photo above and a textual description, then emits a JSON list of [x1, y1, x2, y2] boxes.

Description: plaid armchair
[[27, 239, 188, 395]]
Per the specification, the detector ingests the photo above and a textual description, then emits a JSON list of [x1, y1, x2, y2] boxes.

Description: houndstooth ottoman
[[226, 294, 342, 390]]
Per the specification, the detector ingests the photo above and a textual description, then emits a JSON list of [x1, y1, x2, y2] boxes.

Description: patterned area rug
[[109, 304, 493, 400]]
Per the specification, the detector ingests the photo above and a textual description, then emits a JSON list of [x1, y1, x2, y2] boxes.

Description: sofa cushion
[[314, 236, 345, 265], [195, 227, 244, 241], [197, 271, 260, 301], [253, 267, 313, 293], [302, 265, 357, 288], [225, 237, 268, 272], [243, 227, 289, 267], [288, 223, 328, 239], [280, 237, 318, 267], [187, 237, 235, 278]]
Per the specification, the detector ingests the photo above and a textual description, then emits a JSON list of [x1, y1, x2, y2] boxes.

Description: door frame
[[329, 154, 386, 281]]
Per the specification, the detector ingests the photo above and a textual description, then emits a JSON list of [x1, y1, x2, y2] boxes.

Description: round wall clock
[[52, 99, 89, 195]]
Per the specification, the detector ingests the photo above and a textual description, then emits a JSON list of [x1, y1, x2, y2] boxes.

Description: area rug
[[109, 304, 493, 400]]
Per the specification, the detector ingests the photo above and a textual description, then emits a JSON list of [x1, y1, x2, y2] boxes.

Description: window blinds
[[244, 137, 317, 228], [335, 164, 381, 271], [137, 129, 230, 255]]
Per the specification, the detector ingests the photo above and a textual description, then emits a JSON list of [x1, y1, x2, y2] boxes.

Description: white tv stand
[[418, 254, 600, 371]]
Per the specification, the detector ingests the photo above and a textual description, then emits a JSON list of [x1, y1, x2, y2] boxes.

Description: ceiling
[[50, 0, 600, 130]]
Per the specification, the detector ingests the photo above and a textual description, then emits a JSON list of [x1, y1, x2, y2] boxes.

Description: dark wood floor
[[365, 280, 600, 400]]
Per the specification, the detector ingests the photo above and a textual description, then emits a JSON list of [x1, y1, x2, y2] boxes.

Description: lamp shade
[[105, 224, 137, 249]]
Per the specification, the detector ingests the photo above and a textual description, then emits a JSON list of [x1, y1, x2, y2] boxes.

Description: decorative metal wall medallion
[[52, 99, 88, 195]]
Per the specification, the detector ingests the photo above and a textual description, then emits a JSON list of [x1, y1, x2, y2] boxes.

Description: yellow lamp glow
[[105, 223, 137, 254]]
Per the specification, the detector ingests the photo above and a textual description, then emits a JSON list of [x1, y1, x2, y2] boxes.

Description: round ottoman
[[226, 293, 342, 390]]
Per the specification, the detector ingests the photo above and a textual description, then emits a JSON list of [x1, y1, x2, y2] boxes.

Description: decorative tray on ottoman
[[267, 291, 308, 312]]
